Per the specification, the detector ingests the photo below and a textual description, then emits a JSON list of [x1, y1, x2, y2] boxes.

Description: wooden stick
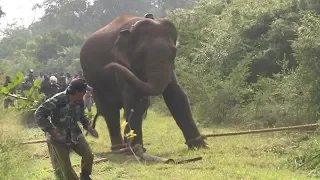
[[3, 93, 39, 103], [204, 123, 319, 138], [19, 139, 47, 145]]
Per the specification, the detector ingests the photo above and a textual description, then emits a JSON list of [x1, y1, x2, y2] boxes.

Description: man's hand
[[87, 125, 99, 138], [49, 128, 61, 138], [49, 128, 66, 143]]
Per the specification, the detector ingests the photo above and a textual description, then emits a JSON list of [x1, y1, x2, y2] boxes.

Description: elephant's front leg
[[92, 89, 125, 151], [123, 85, 149, 147], [162, 74, 208, 150]]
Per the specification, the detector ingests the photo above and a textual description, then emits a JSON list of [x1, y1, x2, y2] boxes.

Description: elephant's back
[[79, 15, 144, 91], [80, 15, 145, 66]]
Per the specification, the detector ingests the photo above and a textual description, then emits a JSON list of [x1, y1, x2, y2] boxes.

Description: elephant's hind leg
[[162, 74, 208, 150]]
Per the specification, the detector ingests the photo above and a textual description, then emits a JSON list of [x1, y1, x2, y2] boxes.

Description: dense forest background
[[0, 0, 320, 128]]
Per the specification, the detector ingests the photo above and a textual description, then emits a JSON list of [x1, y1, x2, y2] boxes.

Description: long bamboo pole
[[20, 123, 319, 145], [204, 123, 319, 138]]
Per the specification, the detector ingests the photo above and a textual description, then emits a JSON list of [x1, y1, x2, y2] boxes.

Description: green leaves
[[0, 71, 44, 113], [85, 111, 94, 120], [0, 87, 9, 94], [15, 72, 24, 83]]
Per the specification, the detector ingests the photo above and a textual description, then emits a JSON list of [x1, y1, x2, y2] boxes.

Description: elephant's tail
[[92, 112, 100, 129]]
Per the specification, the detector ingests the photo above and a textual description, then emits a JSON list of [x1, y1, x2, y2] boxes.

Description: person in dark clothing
[[40, 75, 50, 93], [3, 76, 15, 108], [27, 69, 35, 83], [39, 72, 44, 81], [66, 73, 72, 85], [58, 76, 68, 92], [34, 78, 98, 180], [40, 75, 59, 98]]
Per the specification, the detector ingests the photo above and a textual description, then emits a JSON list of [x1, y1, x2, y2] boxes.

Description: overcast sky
[[0, 0, 45, 28]]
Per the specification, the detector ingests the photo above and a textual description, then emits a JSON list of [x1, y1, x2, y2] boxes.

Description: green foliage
[[85, 110, 94, 120], [0, 28, 33, 59], [30, 0, 196, 34], [32, 28, 85, 64], [0, 28, 84, 75], [0, 72, 24, 94], [0, 138, 32, 180], [158, 0, 320, 128], [0, 72, 44, 113], [291, 13, 320, 111]]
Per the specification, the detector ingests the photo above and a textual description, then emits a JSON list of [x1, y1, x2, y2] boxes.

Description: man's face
[[73, 89, 86, 103]]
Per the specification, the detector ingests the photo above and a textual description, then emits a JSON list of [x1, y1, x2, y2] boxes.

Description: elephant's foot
[[185, 135, 209, 150], [110, 136, 126, 151], [111, 143, 127, 151]]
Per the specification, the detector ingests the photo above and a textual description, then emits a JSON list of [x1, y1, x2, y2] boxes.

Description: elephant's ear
[[112, 30, 132, 68]]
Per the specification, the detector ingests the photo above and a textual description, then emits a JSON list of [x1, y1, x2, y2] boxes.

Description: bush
[[151, 0, 320, 128]]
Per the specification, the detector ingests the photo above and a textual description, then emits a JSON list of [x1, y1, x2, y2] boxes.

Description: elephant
[[80, 14, 208, 152]]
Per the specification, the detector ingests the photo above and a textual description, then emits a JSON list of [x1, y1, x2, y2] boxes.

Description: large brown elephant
[[80, 14, 208, 151]]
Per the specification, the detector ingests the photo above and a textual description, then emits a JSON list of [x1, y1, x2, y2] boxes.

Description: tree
[[151, 0, 196, 16], [32, 28, 85, 63]]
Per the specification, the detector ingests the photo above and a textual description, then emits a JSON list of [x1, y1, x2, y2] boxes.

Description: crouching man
[[34, 78, 99, 180]]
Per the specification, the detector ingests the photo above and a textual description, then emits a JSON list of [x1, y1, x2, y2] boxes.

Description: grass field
[[1, 108, 320, 180]]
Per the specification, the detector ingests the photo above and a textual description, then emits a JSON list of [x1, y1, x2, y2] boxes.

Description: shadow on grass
[[19, 110, 38, 129]]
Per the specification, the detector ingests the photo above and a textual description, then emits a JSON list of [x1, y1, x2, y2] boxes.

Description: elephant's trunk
[[104, 62, 171, 96]]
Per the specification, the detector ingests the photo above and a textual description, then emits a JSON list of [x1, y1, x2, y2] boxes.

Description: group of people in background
[[2, 69, 94, 113], [38, 70, 84, 98]]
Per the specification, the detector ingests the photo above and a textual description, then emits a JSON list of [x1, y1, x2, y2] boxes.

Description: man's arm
[[34, 97, 58, 134], [79, 100, 99, 138]]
